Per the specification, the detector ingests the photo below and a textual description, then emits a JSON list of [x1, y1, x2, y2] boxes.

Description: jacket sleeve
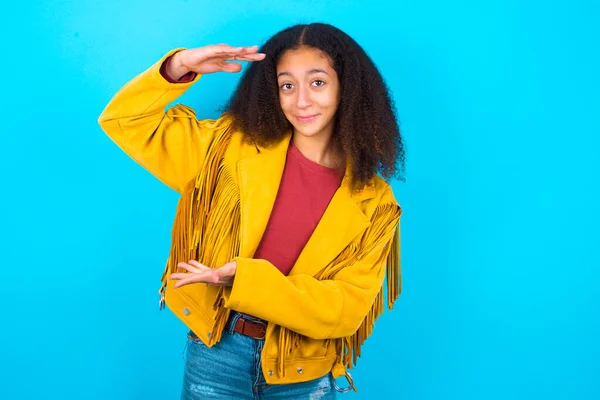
[[224, 200, 401, 340], [98, 48, 227, 193]]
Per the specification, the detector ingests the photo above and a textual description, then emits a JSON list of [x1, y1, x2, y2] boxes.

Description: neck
[[292, 132, 344, 170]]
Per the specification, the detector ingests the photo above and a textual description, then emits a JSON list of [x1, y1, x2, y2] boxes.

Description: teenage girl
[[99, 22, 405, 400]]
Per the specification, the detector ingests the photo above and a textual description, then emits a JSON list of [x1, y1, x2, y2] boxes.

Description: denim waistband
[[188, 311, 267, 342]]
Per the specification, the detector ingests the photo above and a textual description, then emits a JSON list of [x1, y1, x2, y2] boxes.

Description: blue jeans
[[181, 312, 337, 399]]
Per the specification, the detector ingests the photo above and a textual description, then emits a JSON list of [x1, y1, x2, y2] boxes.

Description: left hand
[[169, 260, 237, 288]]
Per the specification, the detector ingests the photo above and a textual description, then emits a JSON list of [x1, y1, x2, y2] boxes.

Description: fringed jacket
[[98, 49, 403, 391]]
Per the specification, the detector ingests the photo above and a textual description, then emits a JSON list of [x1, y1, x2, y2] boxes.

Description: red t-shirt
[[161, 56, 344, 275], [254, 142, 343, 275]]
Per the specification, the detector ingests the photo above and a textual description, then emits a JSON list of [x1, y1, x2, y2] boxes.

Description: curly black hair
[[224, 23, 405, 190]]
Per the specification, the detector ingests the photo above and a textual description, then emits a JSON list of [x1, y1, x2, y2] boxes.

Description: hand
[[167, 44, 266, 78], [169, 260, 237, 288]]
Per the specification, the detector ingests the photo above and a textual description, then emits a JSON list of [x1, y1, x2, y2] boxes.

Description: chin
[[290, 122, 332, 138], [293, 127, 320, 137]]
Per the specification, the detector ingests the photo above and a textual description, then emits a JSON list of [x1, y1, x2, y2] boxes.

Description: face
[[276, 46, 341, 140]]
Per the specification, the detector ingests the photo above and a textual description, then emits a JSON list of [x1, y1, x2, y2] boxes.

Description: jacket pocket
[[165, 279, 217, 344]]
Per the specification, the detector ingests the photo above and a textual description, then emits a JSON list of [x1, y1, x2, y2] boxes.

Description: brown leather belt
[[230, 313, 267, 340], [187, 313, 267, 342]]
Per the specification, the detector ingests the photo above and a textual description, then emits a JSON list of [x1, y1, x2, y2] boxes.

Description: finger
[[173, 277, 198, 288], [238, 45, 259, 54], [225, 45, 259, 54], [169, 272, 191, 280], [188, 260, 210, 270], [171, 271, 214, 288], [220, 62, 243, 73], [212, 43, 235, 52], [230, 49, 263, 58], [212, 44, 245, 55], [225, 53, 266, 62], [244, 52, 266, 60], [177, 262, 202, 273], [215, 45, 260, 56]]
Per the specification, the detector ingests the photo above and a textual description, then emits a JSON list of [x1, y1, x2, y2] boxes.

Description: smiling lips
[[295, 114, 319, 123]]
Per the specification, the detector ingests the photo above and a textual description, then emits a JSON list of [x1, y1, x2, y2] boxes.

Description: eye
[[280, 83, 294, 91], [311, 79, 326, 87]]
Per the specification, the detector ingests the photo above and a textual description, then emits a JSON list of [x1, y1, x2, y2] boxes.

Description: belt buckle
[[249, 319, 267, 340], [238, 316, 267, 340]]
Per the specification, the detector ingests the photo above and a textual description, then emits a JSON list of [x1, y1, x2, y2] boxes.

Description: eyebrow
[[277, 68, 330, 78]]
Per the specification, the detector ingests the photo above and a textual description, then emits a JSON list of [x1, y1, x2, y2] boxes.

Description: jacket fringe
[[159, 121, 238, 345], [277, 203, 402, 383]]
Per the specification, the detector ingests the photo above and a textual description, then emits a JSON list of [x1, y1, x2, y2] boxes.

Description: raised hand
[[166, 44, 266, 79]]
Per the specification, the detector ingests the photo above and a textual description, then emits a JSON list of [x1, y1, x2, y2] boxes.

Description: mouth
[[295, 114, 319, 123]]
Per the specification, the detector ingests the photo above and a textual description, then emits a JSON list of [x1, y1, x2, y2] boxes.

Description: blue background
[[1, 0, 598, 399]]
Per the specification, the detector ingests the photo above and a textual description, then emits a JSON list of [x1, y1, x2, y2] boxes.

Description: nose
[[295, 84, 312, 109]]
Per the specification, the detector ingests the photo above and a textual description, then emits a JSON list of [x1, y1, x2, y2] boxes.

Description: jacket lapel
[[237, 133, 291, 258], [236, 135, 377, 277], [288, 176, 375, 277]]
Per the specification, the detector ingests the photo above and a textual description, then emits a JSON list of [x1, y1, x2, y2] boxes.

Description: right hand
[[167, 44, 266, 78]]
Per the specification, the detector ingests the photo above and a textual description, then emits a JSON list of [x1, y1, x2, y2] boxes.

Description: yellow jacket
[[98, 49, 403, 390]]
